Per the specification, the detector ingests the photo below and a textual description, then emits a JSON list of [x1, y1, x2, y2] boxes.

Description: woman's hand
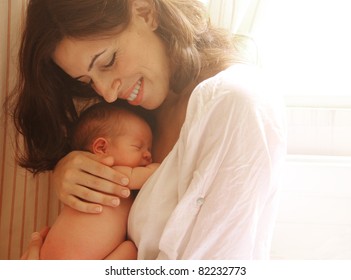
[[21, 227, 50, 260], [52, 151, 131, 213]]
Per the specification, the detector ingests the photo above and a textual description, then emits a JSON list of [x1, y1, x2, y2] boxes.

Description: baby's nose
[[143, 150, 152, 164]]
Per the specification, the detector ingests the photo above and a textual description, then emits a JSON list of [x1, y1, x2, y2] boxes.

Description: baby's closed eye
[[131, 144, 141, 150]]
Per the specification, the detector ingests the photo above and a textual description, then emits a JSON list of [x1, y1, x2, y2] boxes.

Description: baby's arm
[[40, 196, 134, 260], [113, 163, 159, 190]]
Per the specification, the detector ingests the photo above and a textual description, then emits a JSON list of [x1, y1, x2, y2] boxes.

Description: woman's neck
[[151, 89, 191, 162], [151, 67, 223, 162]]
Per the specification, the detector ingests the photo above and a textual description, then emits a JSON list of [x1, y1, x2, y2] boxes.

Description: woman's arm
[[40, 196, 133, 260], [52, 151, 132, 213]]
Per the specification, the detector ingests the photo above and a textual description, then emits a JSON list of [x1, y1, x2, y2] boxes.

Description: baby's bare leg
[[105, 240, 137, 260]]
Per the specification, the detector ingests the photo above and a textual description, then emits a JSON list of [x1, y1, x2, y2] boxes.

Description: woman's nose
[[93, 77, 121, 103]]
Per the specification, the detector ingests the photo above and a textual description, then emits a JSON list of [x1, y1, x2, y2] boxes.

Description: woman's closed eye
[[103, 52, 117, 68], [75, 51, 118, 88]]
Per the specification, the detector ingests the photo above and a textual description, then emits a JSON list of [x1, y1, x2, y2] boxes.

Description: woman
[[12, 0, 286, 259]]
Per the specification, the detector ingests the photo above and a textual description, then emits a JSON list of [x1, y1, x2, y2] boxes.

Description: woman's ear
[[92, 137, 109, 155], [131, 0, 158, 30]]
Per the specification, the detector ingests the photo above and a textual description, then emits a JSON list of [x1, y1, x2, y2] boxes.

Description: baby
[[40, 102, 159, 259]]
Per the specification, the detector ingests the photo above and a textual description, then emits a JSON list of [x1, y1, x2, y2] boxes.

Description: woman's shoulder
[[189, 63, 276, 114], [184, 63, 285, 132]]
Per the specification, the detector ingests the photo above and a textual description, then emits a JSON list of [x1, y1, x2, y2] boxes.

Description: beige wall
[[0, 0, 60, 260]]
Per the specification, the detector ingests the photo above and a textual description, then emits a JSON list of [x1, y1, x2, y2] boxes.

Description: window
[[253, 0, 351, 107], [205, 0, 351, 107], [204, 0, 351, 156]]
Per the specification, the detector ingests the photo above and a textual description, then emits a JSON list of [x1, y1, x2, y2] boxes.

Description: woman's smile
[[127, 79, 142, 102], [125, 78, 145, 106]]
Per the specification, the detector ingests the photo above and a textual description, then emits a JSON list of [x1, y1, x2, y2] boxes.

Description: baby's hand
[[113, 163, 160, 190]]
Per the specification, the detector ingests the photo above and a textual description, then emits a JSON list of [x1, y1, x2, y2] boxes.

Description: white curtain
[[207, 0, 262, 35], [205, 0, 264, 65]]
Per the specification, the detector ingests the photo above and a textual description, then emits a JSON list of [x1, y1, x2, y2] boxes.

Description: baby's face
[[107, 116, 153, 167]]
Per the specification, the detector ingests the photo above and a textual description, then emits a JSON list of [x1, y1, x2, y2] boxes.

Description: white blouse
[[128, 64, 287, 260]]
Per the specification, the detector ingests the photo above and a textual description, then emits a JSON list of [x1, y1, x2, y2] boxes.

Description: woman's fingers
[[65, 195, 104, 213], [52, 151, 131, 212], [79, 153, 130, 187], [26, 234, 42, 260], [60, 173, 130, 213], [21, 227, 50, 260], [76, 172, 131, 199], [64, 186, 125, 214]]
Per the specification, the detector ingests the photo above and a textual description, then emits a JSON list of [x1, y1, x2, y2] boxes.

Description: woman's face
[[53, 1, 171, 110]]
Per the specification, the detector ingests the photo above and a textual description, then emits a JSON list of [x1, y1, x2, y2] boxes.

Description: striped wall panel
[[0, 0, 61, 260]]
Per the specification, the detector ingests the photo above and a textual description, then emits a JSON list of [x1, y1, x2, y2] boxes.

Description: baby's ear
[[92, 137, 108, 155]]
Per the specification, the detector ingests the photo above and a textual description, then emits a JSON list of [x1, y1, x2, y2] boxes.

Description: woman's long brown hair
[[8, 0, 247, 173]]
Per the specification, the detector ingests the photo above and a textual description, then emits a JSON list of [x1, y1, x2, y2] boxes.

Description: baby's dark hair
[[71, 102, 146, 152]]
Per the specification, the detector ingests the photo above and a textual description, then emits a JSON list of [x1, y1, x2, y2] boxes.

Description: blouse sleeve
[[157, 70, 287, 259]]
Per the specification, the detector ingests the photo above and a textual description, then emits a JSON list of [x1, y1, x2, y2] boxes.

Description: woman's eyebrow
[[74, 49, 107, 80], [88, 49, 107, 71]]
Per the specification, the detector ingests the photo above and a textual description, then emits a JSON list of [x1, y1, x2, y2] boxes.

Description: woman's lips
[[127, 78, 143, 106], [127, 79, 142, 102]]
